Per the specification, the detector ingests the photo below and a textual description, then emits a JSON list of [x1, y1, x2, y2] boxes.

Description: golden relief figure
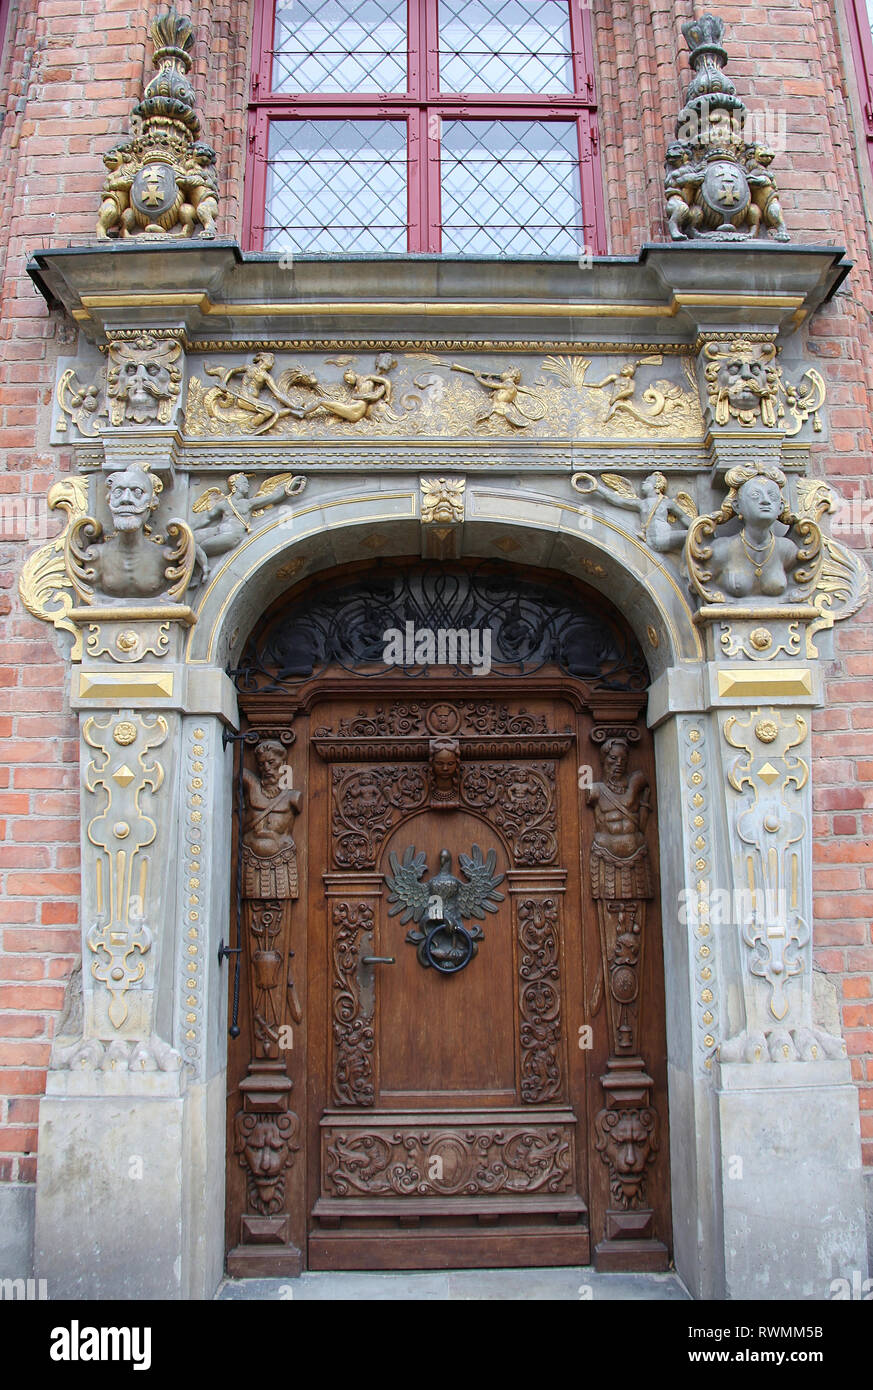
[[190, 473, 305, 582], [450, 363, 547, 429], [184, 350, 707, 441]]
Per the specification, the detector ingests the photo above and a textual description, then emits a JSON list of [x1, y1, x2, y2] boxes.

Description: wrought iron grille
[[230, 562, 649, 692]]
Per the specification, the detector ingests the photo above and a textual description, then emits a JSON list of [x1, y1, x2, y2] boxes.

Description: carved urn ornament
[[96, 8, 218, 240], [664, 13, 790, 241]]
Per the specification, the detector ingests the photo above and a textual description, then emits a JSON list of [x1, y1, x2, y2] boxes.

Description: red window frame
[[244, 0, 606, 255], [846, 0, 873, 170]]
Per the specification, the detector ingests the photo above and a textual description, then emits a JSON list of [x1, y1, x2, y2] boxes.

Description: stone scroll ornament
[[233, 737, 304, 1246], [587, 731, 661, 1249], [664, 14, 790, 242], [96, 8, 218, 240], [685, 463, 821, 605]]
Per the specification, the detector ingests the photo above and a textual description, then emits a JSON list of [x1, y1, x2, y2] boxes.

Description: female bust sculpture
[[686, 463, 820, 604]]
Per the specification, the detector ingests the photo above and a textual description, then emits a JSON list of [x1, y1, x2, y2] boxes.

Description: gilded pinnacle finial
[[95, 8, 218, 241], [663, 12, 790, 242]]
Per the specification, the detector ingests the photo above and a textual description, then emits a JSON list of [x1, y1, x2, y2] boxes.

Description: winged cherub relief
[[572, 471, 697, 553], [189, 472, 306, 582]]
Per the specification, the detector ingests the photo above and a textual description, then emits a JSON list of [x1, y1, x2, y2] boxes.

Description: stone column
[[33, 638, 237, 1298], [649, 627, 868, 1299]]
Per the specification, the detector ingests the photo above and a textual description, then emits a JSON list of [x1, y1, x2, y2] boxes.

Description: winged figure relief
[[190, 472, 305, 582], [571, 470, 697, 554], [385, 844, 505, 973]]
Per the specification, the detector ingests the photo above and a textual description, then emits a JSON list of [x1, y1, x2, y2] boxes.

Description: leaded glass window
[[246, 0, 602, 255]]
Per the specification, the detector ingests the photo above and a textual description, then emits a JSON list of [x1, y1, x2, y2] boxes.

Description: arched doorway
[[224, 560, 671, 1274]]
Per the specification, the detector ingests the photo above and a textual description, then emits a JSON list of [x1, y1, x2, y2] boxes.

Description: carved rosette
[[332, 902, 376, 1106], [516, 897, 563, 1103]]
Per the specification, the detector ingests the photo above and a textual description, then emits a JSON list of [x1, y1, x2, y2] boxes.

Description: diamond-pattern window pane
[[273, 0, 407, 94], [265, 120, 407, 255], [439, 0, 573, 94], [440, 120, 583, 255]]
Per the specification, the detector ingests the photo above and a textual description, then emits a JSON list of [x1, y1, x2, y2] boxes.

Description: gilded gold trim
[[716, 669, 813, 699], [78, 671, 175, 699], [73, 292, 805, 322], [695, 605, 819, 625], [68, 604, 196, 627]]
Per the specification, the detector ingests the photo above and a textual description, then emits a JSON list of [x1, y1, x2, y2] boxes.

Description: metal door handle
[[361, 956, 395, 964]]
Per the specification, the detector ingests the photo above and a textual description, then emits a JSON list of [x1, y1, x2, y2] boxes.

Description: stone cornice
[[27, 240, 850, 346]]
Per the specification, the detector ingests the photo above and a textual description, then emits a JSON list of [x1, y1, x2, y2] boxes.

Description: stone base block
[[0, 1184, 34, 1281], [34, 1072, 225, 1300], [226, 1244, 303, 1278], [717, 1060, 868, 1299]]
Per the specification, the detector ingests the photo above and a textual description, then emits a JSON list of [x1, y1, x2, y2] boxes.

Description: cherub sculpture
[[190, 472, 305, 581], [572, 471, 696, 553]]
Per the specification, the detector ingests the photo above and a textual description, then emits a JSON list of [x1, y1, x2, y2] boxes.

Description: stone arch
[[184, 481, 703, 679]]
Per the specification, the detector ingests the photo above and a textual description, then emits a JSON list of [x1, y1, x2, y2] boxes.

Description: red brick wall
[[0, 0, 253, 1182], [0, 0, 871, 1181]]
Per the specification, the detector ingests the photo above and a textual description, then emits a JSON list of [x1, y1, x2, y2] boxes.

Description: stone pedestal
[[34, 1070, 225, 1300], [717, 1060, 868, 1299]]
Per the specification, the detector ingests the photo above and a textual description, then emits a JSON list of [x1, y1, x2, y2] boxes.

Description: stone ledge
[[27, 242, 849, 345]]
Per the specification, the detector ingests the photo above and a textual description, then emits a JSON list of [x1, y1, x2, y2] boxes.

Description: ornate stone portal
[[19, 9, 871, 1302]]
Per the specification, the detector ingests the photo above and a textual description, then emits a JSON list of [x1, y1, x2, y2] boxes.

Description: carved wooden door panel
[[225, 564, 671, 1275], [307, 695, 591, 1270], [226, 690, 671, 1275]]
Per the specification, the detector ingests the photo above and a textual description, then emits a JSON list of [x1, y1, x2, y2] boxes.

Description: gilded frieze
[[183, 350, 704, 442]]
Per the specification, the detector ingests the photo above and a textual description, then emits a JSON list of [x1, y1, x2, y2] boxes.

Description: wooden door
[[224, 566, 671, 1276], [307, 693, 589, 1269]]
